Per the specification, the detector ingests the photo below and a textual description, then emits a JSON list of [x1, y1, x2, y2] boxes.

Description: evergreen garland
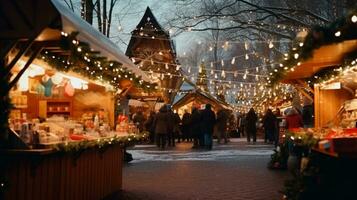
[[53, 132, 148, 154], [39, 32, 157, 92]]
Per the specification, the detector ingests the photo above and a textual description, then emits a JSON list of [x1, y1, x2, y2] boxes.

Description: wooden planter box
[[1, 144, 123, 200]]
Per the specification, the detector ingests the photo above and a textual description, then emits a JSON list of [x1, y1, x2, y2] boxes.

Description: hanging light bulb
[[256, 67, 259, 72], [234, 71, 238, 78], [231, 57, 236, 64], [209, 46, 213, 51], [244, 41, 249, 50], [243, 73, 247, 79], [214, 73, 218, 79], [221, 70, 226, 78], [335, 31, 341, 37], [151, 59, 154, 65], [199, 66, 202, 73], [352, 15, 357, 23], [269, 41, 274, 49], [165, 63, 169, 70], [188, 67, 191, 73], [245, 54, 249, 60], [210, 70, 214, 75], [294, 53, 299, 59], [176, 65, 181, 71], [221, 59, 224, 67]]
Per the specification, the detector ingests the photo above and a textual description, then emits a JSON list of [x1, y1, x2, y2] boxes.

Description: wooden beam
[[314, 85, 320, 128], [7, 45, 42, 92], [294, 84, 314, 102], [5, 37, 36, 76], [0, 40, 18, 59]]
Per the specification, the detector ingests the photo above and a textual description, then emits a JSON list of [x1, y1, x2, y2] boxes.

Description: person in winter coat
[[216, 109, 229, 144], [181, 110, 192, 142], [166, 105, 176, 147], [173, 112, 182, 143], [286, 107, 303, 130], [245, 108, 258, 143], [144, 111, 156, 143], [238, 113, 246, 137], [153, 105, 169, 149], [190, 107, 201, 148], [274, 108, 282, 147], [302, 104, 314, 128], [200, 104, 216, 149], [262, 109, 277, 143], [133, 111, 146, 132]]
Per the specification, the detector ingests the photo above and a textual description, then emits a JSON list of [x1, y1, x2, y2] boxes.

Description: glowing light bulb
[[352, 15, 357, 23], [294, 53, 299, 59], [221, 70, 226, 78], [231, 57, 236, 64], [335, 31, 341, 37]]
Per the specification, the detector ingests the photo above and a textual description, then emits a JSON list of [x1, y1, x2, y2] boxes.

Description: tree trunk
[[85, 0, 93, 24], [106, 0, 116, 37], [103, 0, 107, 35], [96, 0, 102, 32]]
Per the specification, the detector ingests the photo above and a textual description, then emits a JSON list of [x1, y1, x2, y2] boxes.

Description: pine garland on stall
[[39, 32, 156, 92]]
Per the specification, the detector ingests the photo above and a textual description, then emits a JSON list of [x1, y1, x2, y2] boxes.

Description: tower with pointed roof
[[126, 7, 182, 103]]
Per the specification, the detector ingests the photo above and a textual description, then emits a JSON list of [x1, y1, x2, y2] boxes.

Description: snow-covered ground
[[128, 139, 274, 163]]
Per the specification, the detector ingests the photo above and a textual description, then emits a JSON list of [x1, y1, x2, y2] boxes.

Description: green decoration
[[53, 132, 148, 154], [39, 32, 157, 92]]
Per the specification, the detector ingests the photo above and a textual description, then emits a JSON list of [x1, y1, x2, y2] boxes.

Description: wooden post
[[7, 45, 42, 92], [0, 56, 10, 147], [314, 85, 320, 128]]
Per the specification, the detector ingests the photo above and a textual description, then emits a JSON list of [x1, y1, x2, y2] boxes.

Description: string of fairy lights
[[113, 11, 316, 112]]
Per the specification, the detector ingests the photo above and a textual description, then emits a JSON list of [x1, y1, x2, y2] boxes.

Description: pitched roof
[[125, 7, 175, 57]]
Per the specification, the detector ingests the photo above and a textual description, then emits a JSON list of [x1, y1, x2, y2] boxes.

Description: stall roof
[[173, 89, 231, 111], [282, 40, 357, 82], [50, 0, 151, 82], [0, 0, 151, 83]]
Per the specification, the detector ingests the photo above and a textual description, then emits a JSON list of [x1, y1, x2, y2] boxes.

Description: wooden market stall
[[172, 79, 231, 116], [269, 9, 357, 200], [281, 40, 357, 128], [0, 1, 152, 199]]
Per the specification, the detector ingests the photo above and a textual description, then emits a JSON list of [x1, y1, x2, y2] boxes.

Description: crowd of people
[[130, 103, 313, 150]]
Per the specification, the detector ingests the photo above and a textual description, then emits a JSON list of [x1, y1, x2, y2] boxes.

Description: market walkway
[[115, 139, 289, 200]]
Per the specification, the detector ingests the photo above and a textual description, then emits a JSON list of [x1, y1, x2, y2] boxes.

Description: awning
[[50, 0, 151, 82], [282, 40, 357, 83]]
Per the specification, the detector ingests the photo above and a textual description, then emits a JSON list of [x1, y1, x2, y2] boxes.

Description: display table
[[0, 144, 123, 200]]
